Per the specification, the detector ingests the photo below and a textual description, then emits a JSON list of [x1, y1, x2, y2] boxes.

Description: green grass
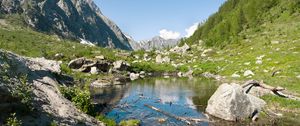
[[262, 95, 300, 109], [119, 119, 140, 126]]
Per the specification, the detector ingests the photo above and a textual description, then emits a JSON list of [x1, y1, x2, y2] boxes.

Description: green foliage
[[131, 62, 176, 73], [181, 0, 299, 48], [119, 119, 140, 126], [95, 115, 117, 126], [0, 52, 33, 112], [262, 95, 300, 109], [12, 75, 33, 111], [60, 86, 95, 115], [49, 121, 58, 126], [5, 14, 26, 27], [5, 113, 22, 126]]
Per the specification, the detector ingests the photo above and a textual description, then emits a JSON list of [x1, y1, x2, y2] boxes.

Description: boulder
[[90, 67, 98, 74], [130, 73, 140, 81], [206, 83, 266, 121], [54, 53, 64, 59], [155, 54, 163, 64], [231, 73, 241, 78], [91, 79, 111, 88], [95, 60, 110, 72], [78, 60, 97, 73], [177, 72, 183, 77], [201, 49, 214, 57], [256, 60, 263, 64], [162, 56, 171, 63], [95, 55, 105, 60], [113, 60, 130, 71], [244, 70, 255, 77], [170, 43, 190, 53], [183, 70, 193, 77], [68, 57, 86, 69], [27, 57, 62, 73]]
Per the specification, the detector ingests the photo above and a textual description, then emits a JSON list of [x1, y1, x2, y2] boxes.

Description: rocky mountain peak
[[0, 0, 132, 50]]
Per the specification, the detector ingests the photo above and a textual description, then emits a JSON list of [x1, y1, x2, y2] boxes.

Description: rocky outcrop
[[68, 57, 111, 73], [170, 43, 191, 53], [0, 0, 132, 50], [112, 60, 130, 72], [0, 50, 103, 125], [129, 36, 180, 51], [206, 83, 266, 121]]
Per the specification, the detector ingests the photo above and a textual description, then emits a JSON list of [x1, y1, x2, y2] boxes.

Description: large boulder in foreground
[[206, 83, 266, 121], [0, 50, 103, 126]]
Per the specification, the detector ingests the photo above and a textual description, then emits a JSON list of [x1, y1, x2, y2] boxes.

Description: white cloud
[[159, 29, 181, 40], [185, 22, 199, 38]]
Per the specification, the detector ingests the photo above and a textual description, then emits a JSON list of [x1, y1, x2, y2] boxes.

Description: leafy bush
[[95, 115, 116, 126], [6, 113, 22, 126], [60, 87, 95, 115], [131, 62, 176, 73], [0, 53, 33, 111], [119, 119, 140, 126]]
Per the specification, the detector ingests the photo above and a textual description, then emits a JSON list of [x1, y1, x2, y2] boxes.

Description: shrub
[[60, 86, 95, 115], [95, 115, 116, 126], [6, 113, 22, 126], [119, 119, 140, 126]]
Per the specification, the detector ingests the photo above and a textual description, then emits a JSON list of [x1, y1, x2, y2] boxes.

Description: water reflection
[[91, 77, 218, 126]]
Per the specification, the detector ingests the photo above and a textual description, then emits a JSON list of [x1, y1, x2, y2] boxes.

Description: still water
[[91, 77, 218, 126]]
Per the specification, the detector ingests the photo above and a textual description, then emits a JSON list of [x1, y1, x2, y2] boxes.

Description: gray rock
[[231, 73, 241, 78], [68, 57, 86, 69], [54, 53, 64, 59], [91, 79, 111, 87], [95, 60, 110, 72], [155, 54, 163, 64], [0, 50, 103, 126], [183, 70, 193, 77], [206, 83, 266, 121], [95, 55, 105, 60], [170, 43, 190, 53], [201, 49, 214, 57], [177, 72, 183, 77], [27, 57, 62, 73], [244, 70, 255, 77], [130, 73, 140, 81], [113, 60, 130, 71], [90, 67, 98, 74]]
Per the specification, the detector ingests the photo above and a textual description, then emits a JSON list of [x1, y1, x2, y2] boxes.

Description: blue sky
[[95, 0, 226, 41]]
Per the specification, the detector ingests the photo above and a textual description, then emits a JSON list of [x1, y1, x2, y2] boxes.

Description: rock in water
[[206, 83, 266, 121], [130, 73, 140, 80]]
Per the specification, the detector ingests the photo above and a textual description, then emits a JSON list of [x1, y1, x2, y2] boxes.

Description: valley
[[0, 0, 300, 126]]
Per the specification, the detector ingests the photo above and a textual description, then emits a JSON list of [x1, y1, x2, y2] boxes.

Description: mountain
[[129, 36, 180, 51], [0, 0, 132, 50], [182, 0, 300, 48]]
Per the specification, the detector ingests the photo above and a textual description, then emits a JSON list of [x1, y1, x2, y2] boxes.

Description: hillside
[[183, 0, 300, 48], [0, 0, 132, 50]]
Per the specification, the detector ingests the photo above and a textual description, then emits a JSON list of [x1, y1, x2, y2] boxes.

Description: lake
[[91, 77, 219, 126]]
